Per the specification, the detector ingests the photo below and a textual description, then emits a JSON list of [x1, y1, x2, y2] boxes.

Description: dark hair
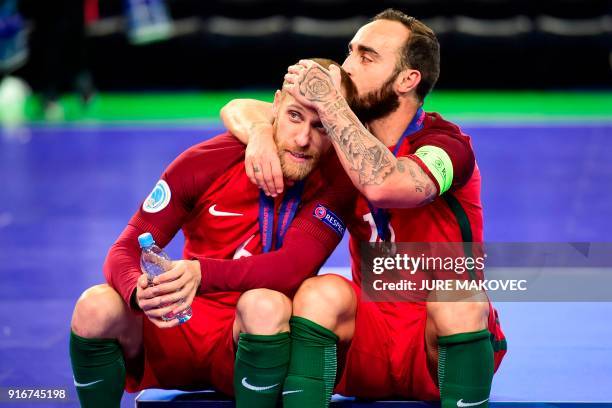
[[372, 9, 440, 103]]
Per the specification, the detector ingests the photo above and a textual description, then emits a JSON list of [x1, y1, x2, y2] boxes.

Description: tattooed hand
[[299, 66, 334, 101], [284, 60, 340, 109]]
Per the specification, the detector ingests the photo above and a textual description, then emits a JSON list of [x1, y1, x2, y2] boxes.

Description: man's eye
[[288, 111, 301, 121], [360, 55, 371, 63]]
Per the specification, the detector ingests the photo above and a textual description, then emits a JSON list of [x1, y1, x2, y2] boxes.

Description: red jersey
[[104, 133, 357, 306], [335, 113, 506, 400], [347, 112, 482, 286]]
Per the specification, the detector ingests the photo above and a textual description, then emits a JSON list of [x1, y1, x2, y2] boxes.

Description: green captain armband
[[414, 145, 454, 195]]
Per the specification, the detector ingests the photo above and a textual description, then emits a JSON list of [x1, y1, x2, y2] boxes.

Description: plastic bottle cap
[[138, 232, 155, 249]]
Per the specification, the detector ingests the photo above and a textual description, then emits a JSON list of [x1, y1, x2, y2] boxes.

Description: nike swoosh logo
[[457, 398, 489, 407], [73, 378, 103, 388], [209, 204, 243, 217], [241, 377, 279, 392], [282, 390, 304, 395]]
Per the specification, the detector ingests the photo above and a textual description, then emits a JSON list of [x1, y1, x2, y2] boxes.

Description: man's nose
[[341, 58, 353, 77], [294, 126, 311, 148]]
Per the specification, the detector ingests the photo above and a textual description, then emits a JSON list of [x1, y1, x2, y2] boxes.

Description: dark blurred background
[[11, 0, 612, 92]]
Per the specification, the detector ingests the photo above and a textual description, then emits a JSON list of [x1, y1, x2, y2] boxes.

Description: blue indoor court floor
[[1, 121, 611, 407]]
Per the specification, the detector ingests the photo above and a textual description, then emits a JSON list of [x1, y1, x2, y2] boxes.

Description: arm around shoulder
[[220, 99, 274, 144]]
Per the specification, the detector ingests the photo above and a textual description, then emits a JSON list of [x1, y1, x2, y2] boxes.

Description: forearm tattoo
[[325, 109, 395, 185], [296, 67, 396, 185], [297, 65, 436, 202]]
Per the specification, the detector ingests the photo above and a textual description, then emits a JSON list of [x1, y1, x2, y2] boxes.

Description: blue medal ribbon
[[392, 108, 425, 156], [259, 181, 304, 253], [370, 108, 425, 241]]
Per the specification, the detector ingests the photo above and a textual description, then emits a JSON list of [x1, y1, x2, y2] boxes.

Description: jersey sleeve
[[199, 155, 358, 297], [407, 132, 475, 195], [289, 154, 357, 252], [104, 133, 245, 307]]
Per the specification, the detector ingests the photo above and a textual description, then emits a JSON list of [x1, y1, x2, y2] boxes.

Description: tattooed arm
[[285, 60, 437, 209]]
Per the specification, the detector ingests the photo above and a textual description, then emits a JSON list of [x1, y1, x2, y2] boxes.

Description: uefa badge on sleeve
[[313, 204, 345, 237], [143, 180, 171, 213]]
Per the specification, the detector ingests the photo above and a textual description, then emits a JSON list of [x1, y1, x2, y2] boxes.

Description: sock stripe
[[438, 345, 447, 394], [322, 344, 337, 402]]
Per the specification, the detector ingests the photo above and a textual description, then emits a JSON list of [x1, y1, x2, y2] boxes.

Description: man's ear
[[396, 69, 421, 95], [272, 89, 282, 117]]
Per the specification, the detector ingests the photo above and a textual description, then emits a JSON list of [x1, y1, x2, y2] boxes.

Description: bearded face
[[274, 120, 323, 181], [272, 93, 329, 181], [350, 68, 401, 123]]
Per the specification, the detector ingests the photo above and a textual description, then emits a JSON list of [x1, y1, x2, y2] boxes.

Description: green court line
[[23, 91, 612, 124], [428, 91, 612, 123]]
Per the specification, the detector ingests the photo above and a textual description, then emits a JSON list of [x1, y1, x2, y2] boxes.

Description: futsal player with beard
[[221, 10, 507, 408], [68, 59, 359, 408]]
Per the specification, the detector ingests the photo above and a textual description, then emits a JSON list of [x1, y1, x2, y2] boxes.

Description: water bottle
[[137, 232, 192, 324]]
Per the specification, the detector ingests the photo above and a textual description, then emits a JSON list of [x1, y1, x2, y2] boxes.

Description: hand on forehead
[[285, 58, 357, 103]]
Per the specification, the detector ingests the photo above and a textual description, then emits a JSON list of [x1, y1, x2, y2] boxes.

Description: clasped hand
[[136, 259, 201, 328]]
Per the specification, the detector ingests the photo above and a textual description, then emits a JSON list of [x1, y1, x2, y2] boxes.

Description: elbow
[[220, 98, 252, 115], [102, 240, 128, 289], [362, 185, 394, 208], [362, 185, 423, 209], [219, 99, 247, 123], [219, 101, 235, 124]]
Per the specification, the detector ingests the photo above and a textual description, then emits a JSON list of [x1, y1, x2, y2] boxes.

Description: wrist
[[321, 93, 347, 120], [189, 259, 202, 290], [195, 258, 206, 292]]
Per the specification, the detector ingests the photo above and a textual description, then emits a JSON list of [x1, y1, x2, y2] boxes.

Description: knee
[[293, 274, 356, 325], [71, 284, 130, 338], [236, 289, 292, 335], [427, 300, 489, 336]]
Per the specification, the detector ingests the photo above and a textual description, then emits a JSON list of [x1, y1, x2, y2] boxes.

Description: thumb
[[329, 64, 342, 91], [137, 273, 149, 289]]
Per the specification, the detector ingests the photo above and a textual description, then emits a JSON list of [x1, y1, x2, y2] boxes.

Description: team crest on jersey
[[313, 204, 345, 237], [143, 180, 171, 213]]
